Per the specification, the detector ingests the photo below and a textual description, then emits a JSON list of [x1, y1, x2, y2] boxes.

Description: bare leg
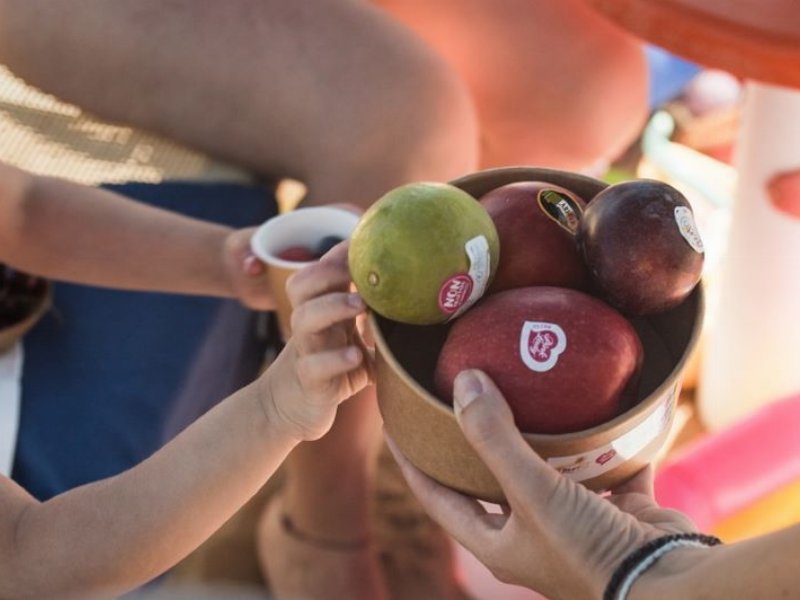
[[280, 387, 382, 543], [373, 0, 649, 171], [0, 0, 478, 210], [258, 386, 387, 600], [0, 4, 478, 597]]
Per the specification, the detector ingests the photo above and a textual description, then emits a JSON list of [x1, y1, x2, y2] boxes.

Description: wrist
[[252, 368, 305, 446], [627, 545, 710, 600], [606, 533, 720, 600]]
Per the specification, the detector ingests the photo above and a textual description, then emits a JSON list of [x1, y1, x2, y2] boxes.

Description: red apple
[[434, 287, 643, 434], [479, 181, 589, 293], [578, 180, 704, 315]]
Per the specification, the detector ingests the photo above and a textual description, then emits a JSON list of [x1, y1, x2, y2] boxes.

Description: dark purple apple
[[578, 180, 704, 315], [434, 286, 643, 434], [479, 181, 589, 293]]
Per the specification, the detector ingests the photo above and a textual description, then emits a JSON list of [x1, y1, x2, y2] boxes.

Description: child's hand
[[223, 228, 274, 310], [261, 242, 372, 441]]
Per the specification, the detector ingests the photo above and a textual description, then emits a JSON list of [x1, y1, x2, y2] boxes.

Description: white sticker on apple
[[520, 321, 567, 372], [674, 206, 704, 253]]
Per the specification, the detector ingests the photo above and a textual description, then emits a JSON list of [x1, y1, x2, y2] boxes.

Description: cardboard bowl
[[372, 167, 704, 502], [0, 281, 52, 354]]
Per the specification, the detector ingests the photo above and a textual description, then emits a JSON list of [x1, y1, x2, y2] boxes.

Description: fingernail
[[345, 346, 361, 363], [244, 254, 265, 276], [453, 370, 483, 415], [348, 293, 365, 309]]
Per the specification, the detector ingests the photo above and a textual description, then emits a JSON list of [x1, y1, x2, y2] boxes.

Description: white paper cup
[[250, 206, 361, 338]]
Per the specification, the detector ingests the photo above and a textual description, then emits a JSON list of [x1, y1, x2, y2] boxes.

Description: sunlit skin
[[373, 0, 649, 171], [768, 168, 800, 219], [0, 162, 374, 600]]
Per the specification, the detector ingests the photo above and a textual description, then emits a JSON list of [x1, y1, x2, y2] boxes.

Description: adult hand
[[387, 369, 696, 600]]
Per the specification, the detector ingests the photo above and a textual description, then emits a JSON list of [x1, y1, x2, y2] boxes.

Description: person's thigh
[[374, 0, 649, 170]]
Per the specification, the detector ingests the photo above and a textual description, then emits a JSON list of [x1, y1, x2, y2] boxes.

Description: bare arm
[[0, 246, 370, 599], [633, 524, 800, 599], [0, 162, 271, 307], [0, 0, 477, 209], [390, 369, 800, 600], [0, 378, 294, 599]]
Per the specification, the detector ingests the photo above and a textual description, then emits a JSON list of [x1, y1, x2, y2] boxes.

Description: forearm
[[0, 163, 234, 296], [0, 0, 476, 209], [3, 376, 296, 599], [631, 525, 800, 599]]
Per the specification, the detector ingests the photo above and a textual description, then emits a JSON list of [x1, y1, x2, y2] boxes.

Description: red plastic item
[[655, 394, 800, 531]]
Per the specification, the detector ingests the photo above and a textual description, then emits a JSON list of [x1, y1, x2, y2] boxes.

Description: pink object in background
[[453, 500, 545, 599], [455, 541, 545, 600], [768, 169, 800, 220], [655, 394, 800, 531]]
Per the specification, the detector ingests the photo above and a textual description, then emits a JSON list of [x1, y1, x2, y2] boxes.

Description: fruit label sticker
[[439, 235, 492, 320], [519, 321, 567, 372], [674, 207, 704, 253], [546, 385, 677, 483], [537, 189, 583, 235], [438, 274, 474, 316]]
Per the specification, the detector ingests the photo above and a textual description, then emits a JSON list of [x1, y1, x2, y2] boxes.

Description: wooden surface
[[586, 0, 800, 88]]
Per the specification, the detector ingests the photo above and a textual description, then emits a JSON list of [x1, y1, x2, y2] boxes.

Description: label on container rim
[[546, 385, 677, 483], [439, 235, 491, 320]]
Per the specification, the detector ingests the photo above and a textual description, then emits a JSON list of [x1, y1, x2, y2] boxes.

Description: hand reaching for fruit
[[265, 242, 374, 440]]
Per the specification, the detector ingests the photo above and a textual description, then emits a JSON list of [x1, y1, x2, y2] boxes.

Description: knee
[[374, 0, 648, 172], [481, 36, 649, 171], [382, 49, 479, 184], [303, 15, 478, 208]]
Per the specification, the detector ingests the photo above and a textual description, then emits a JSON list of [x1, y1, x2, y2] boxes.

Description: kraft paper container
[[372, 167, 704, 502], [250, 207, 360, 339], [0, 281, 52, 354]]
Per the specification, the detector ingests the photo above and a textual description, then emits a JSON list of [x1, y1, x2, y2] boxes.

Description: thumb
[[452, 370, 562, 504], [243, 253, 266, 276]]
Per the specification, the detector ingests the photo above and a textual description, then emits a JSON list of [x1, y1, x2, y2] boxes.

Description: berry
[[277, 246, 316, 262], [315, 235, 345, 258]]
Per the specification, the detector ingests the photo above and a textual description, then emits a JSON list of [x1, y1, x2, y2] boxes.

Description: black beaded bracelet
[[603, 533, 722, 600]]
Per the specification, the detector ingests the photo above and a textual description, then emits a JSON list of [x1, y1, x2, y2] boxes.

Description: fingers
[[296, 345, 365, 395], [317, 239, 350, 265], [285, 242, 351, 308], [452, 370, 561, 506], [290, 291, 365, 336], [385, 434, 501, 552]]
